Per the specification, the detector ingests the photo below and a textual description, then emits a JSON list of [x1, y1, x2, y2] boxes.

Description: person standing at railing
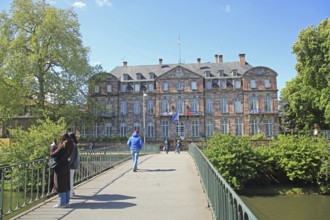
[[50, 133, 74, 208], [127, 130, 143, 172], [68, 132, 80, 199]]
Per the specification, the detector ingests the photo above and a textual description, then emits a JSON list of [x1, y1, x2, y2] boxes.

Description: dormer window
[[218, 70, 225, 77], [231, 69, 238, 76], [204, 71, 211, 77], [123, 74, 130, 80], [149, 72, 155, 79]]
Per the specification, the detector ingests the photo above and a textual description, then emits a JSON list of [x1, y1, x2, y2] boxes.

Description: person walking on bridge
[[127, 130, 143, 172]]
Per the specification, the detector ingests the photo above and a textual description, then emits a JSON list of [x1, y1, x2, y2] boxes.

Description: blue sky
[[1, 0, 329, 93]]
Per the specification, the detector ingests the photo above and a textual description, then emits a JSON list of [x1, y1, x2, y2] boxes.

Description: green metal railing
[[0, 144, 159, 220], [189, 144, 258, 220]]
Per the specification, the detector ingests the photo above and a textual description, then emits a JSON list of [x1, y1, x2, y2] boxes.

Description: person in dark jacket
[[127, 130, 143, 172], [50, 133, 74, 208], [68, 132, 80, 198]]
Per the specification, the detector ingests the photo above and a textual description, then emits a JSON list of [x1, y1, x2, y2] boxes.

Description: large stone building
[[88, 54, 279, 142]]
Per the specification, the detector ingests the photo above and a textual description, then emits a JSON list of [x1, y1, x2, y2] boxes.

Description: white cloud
[[224, 4, 231, 13], [95, 0, 111, 7], [72, 1, 87, 9]]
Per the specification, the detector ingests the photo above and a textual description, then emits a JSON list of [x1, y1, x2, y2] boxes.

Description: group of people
[[163, 139, 182, 154], [49, 132, 80, 208]]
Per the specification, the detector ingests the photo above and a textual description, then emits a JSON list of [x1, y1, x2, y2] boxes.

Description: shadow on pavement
[[72, 194, 135, 201], [69, 194, 136, 209], [137, 169, 176, 172]]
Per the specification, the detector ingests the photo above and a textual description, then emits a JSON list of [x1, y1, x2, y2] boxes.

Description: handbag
[[48, 157, 61, 168]]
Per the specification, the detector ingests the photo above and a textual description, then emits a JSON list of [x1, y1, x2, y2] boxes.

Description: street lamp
[[143, 92, 148, 144]]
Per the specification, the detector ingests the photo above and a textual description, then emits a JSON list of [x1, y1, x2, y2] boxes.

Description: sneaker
[[65, 204, 71, 208], [53, 204, 65, 208]]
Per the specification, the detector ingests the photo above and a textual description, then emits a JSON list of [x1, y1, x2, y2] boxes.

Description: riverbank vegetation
[[203, 134, 330, 194]]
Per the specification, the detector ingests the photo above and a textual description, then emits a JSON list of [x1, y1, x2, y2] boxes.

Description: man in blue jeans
[[127, 130, 144, 172]]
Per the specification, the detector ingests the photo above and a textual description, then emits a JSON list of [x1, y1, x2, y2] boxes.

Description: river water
[[240, 194, 330, 220]]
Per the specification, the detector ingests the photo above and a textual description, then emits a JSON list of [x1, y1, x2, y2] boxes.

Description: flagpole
[[178, 34, 181, 64]]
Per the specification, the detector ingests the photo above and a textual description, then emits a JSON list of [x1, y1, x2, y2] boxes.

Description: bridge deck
[[13, 152, 213, 220]]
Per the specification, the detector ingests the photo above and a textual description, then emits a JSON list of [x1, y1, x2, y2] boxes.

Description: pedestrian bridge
[[1, 145, 257, 220]]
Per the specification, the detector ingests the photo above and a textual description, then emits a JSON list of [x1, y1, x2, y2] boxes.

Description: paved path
[[13, 152, 213, 220]]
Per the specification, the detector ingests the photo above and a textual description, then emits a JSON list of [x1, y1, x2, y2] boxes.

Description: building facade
[[88, 54, 279, 142]]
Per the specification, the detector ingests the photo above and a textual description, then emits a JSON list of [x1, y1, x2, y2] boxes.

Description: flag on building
[[172, 112, 179, 121]]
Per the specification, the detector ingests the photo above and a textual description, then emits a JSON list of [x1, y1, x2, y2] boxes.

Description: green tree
[[0, 0, 95, 125], [281, 18, 330, 130], [0, 117, 66, 164]]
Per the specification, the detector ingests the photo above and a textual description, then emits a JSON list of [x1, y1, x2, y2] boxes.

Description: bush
[[203, 134, 259, 190]]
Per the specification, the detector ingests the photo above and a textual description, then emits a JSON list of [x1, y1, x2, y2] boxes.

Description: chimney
[[215, 54, 219, 63], [239, 54, 245, 66], [197, 58, 201, 68], [123, 61, 127, 67], [159, 58, 163, 67], [219, 55, 223, 63]]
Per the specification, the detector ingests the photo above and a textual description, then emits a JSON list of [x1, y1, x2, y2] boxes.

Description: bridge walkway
[[13, 152, 213, 220]]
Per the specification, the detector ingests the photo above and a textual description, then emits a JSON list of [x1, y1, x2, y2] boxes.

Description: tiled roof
[[110, 61, 253, 80]]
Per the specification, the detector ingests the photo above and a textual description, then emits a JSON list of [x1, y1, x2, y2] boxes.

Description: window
[[192, 120, 199, 137], [123, 74, 129, 80], [177, 81, 183, 91], [120, 100, 127, 115], [204, 71, 211, 77], [81, 125, 86, 138], [93, 104, 99, 115], [147, 99, 154, 114], [264, 95, 272, 112], [176, 97, 184, 114], [264, 79, 271, 88], [265, 119, 273, 137], [250, 119, 258, 135], [105, 123, 112, 137], [191, 98, 198, 112], [191, 81, 197, 90], [161, 99, 169, 113], [250, 80, 257, 89], [220, 97, 228, 113], [93, 123, 99, 137], [134, 83, 140, 92], [148, 83, 154, 92], [136, 73, 142, 80], [120, 123, 126, 137], [162, 121, 169, 138], [107, 85, 112, 93], [120, 84, 126, 92], [206, 81, 212, 90], [176, 122, 185, 137], [250, 95, 259, 112], [133, 123, 141, 132], [106, 101, 112, 114], [235, 120, 242, 136], [133, 101, 141, 115], [221, 119, 228, 134], [163, 82, 168, 91], [94, 85, 100, 93], [235, 80, 241, 89], [220, 80, 226, 89], [206, 98, 213, 114], [147, 122, 155, 138], [206, 121, 214, 137], [149, 73, 155, 79], [234, 97, 242, 113]]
